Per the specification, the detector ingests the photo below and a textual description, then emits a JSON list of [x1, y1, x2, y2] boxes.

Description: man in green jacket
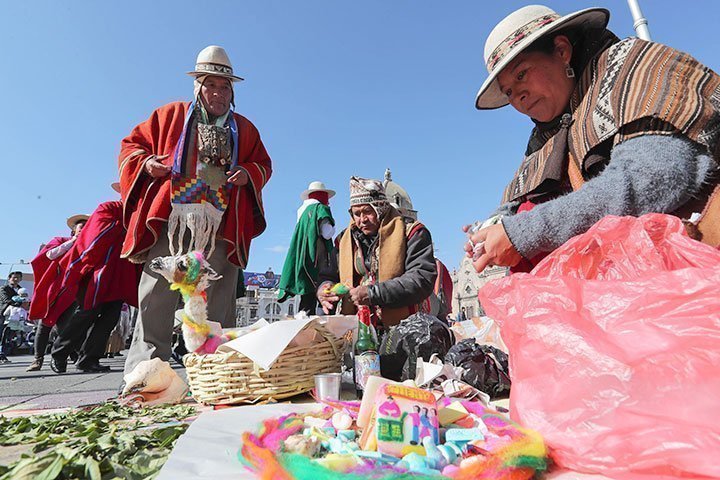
[[278, 181, 336, 314]]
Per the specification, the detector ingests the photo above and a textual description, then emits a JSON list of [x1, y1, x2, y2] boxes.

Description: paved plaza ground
[[0, 351, 185, 413], [0, 351, 187, 469]]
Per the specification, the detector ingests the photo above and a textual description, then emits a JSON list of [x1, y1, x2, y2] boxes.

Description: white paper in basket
[[216, 317, 315, 370]]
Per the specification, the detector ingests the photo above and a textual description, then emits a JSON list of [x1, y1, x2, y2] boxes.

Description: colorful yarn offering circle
[[238, 400, 547, 480]]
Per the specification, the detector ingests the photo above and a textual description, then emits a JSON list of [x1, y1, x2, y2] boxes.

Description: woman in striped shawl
[[467, 5, 720, 272]]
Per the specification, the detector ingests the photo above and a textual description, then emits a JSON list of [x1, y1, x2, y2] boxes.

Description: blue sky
[[2, 1, 719, 276]]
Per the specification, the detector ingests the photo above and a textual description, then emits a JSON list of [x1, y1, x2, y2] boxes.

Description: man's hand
[[349, 285, 370, 307], [317, 282, 340, 314], [144, 155, 171, 178], [464, 223, 522, 272], [227, 168, 249, 186]]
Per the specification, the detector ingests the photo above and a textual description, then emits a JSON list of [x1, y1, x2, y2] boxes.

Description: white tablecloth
[[157, 403, 321, 480]]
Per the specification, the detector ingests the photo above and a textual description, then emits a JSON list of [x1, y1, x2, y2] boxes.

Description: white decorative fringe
[[167, 203, 224, 258]]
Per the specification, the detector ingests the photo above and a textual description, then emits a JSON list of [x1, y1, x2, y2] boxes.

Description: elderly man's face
[[201, 75, 232, 117], [351, 204, 380, 236]]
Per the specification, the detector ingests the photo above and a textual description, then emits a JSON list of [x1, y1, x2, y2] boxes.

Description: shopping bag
[[479, 214, 720, 478]]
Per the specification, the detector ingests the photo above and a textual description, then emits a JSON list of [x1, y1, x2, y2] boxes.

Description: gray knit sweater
[[502, 134, 718, 260]]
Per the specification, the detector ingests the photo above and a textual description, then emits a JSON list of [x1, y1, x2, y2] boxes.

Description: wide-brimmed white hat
[[301, 181, 336, 200], [187, 45, 244, 82], [66, 214, 89, 229], [475, 5, 609, 110]]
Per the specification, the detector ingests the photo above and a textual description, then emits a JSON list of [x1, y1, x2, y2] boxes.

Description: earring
[[565, 64, 575, 78]]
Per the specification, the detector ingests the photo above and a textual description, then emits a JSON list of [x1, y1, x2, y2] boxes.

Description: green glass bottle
[[354, 305, 380, 397]]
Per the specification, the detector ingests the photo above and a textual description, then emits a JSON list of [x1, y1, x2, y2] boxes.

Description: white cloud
[[265, 245, 288, 253]]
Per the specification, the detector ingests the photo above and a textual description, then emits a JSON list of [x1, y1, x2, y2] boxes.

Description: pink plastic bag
[[479, 214, 720, 479]]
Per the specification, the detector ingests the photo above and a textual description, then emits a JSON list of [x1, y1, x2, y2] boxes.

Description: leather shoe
[[50, 356, 67, 374], [26, 358, 43, 371], [77, 361, 111, 373]]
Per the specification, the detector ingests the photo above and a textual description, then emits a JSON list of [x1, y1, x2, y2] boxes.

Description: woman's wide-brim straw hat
[[66, 214, 89, 229], [187, 45, 244, 82], [475, 5, 609, 110], [301, 181, 336, 200]]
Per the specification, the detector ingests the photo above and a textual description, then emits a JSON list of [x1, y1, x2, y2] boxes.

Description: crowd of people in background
[[0, 271, 31, 363], [0, 269, 137, 369], [0, 189, 141, 373]]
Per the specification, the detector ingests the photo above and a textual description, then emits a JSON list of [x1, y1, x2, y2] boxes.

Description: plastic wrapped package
[[479, 214, 720, 479], [379, 312, 453, 381], [445, 339, 511, 398], [450, 317, 507, 352]]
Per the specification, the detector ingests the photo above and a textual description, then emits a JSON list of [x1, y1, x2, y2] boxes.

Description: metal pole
[[626, 0, 652, 41]]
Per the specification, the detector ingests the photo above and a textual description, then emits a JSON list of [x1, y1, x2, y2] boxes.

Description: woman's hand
[[227, 168, 249, 186], [464, 223, 522, 272], [144, 155, 171, 178], [317, 282, 340, 314]]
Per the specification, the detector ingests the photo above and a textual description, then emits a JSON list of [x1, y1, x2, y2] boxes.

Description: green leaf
[[151, 426, 183, 448], [125, 451, 168, 476], [0, 403, 195, 479], [84, 457, 102, 480], [104, 460, 133, 480], [55, 444, 80, 459], [2, 455, 59, 480], [35, 454, 65, 480], [95, 433, 116, 452]]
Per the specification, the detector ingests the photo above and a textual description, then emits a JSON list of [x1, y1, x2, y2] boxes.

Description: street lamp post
[[627, 0, 652, 41]]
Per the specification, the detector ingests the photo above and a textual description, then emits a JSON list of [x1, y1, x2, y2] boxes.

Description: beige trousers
[[122, 226, 238, 376]]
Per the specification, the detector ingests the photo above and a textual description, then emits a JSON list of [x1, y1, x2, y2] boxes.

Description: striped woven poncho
[[118, 101, 272, 267], [503, 37, 720, 206]]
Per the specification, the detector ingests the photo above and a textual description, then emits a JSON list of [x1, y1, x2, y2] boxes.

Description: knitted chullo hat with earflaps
[[348, 176, 392, 219]]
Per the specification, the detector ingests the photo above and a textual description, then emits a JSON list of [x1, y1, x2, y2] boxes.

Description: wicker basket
[[183, 321, 345, 405]]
